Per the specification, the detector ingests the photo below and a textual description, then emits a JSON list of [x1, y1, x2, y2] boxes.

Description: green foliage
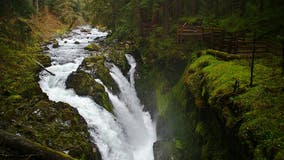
[[155, 81, 170, 116], [0, 18, 34, 48], [0, 44, 96, 159], [175, 139, 184, 150], [178, 16, 202, 25], [239, 106, 284, 160], [195, 122, 206, 136], [47, 0, 87, 24], [0, 0, 35, 18], [88, 0, 284, 43]]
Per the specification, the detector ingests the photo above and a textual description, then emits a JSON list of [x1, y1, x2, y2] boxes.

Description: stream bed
[[38, 26, 156, 160]]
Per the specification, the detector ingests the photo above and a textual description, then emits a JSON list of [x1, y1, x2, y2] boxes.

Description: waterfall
[[38, 26, 156, 160]]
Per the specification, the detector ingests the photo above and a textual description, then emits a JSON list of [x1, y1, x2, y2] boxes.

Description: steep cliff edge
[[183, 50, 284, 159]]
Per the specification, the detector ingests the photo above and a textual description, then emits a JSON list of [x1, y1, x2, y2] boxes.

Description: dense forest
[[0, 0, 284, 160]]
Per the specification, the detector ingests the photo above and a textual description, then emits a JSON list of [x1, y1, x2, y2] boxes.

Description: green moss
[[184, 50, 284, 159], [66, 70, 113, 113], [52, 40, 59, 48], [82, 55, 119, 93], [84, 43, 100, 51], [155, 85, 170, 116], [195, 122, 206, 137], [175, 139, 184, 150], [109, 50, 130, 74], [7, 95, 23, 102]]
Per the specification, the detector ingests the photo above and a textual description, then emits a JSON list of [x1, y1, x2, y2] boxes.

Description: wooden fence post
[[250, 36, 256, 87], [281, 41, 284, 76]]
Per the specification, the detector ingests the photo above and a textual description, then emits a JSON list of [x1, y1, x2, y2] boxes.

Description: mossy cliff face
[[135, 46, 284, 160], [134, 48, 199, 159], [0, 45, 100, 160], [183, 50, 284, 160]]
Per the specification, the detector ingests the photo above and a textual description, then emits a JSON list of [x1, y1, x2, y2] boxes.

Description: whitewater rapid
[[38, 26, 156, 160]]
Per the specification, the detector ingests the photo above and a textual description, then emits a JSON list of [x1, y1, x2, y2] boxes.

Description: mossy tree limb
[[0, 129, 75, 160]]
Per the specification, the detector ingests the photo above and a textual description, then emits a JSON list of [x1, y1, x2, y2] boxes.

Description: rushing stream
[[39, 26, 157, 160]]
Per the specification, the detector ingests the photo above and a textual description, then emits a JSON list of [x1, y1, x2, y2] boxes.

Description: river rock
[[66, 70, 113, 113], [84, 43, 100, 51], [79, 55, 119, 94], [43, 46, 49, 50], [109, 50, 130, 76], [44, 40, 53, 45], [80, 28, 89, 32], [52, 40, 59, 48]]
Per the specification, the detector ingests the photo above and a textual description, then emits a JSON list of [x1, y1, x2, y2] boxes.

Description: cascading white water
[[38, 25, 156, 160]]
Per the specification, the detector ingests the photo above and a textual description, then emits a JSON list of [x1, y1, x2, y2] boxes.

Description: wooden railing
[[233, 40, 267, 54], [141, 22, 152, 37], [177, 24, 282, 55]]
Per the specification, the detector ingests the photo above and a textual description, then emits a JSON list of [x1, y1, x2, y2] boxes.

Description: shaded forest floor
[[29, 8, 68, 41]]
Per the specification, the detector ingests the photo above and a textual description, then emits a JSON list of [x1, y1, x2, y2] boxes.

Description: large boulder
[[66, 70, 113, 113], [79, 55, 119, 94], [84, 43, 100, 51]]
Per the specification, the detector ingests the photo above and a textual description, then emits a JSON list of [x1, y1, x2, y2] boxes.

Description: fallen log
[[0, 129, 74, 160], [33, 59, 55, 76]]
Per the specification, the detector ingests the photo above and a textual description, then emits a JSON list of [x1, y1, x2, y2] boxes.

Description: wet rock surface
[[66, 70, 113, 113]]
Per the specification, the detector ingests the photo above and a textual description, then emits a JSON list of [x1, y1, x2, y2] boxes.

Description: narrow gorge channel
[[38, 26, 157, 160]]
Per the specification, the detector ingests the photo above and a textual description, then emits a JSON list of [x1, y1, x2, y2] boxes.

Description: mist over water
[[39, 26, 156, 160]]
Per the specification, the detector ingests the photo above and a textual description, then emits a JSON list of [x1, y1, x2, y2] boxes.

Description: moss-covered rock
[[52, 40, 59, 48], [80, 28, 89, 33], [79, 55, 119, 94], [84, 43, 100, 51], [43, 46, 50, 50], [66, 70, 113, 113], [109, 50, 130, 75]]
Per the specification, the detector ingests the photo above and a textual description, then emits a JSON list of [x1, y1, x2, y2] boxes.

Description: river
[[38, 25, 157, 160]]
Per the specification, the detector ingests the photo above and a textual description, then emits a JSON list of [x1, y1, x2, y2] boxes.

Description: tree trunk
[[151, 1, 159, 26], [240, 0, 246, 16], [163, 2, 169, 34], [35, 0, 39, 12], [259, 0, 264, 13], [132, 0, 142, 35]]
